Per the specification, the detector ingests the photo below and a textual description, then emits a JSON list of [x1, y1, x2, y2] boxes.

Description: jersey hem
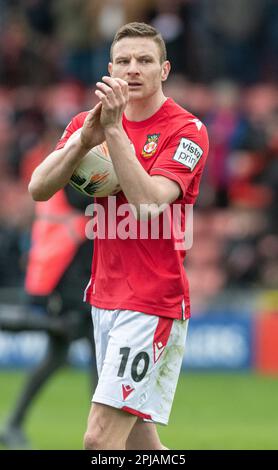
[[88, 296, 191, 320]]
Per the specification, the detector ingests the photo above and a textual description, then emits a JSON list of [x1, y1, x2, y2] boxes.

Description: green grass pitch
[[0, 369, 278, 450]]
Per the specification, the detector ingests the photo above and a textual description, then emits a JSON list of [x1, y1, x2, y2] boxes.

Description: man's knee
[[84, 405, 130, 450], [83, 430, 103, 450], [84, 403, 137, 449], [83, 428, 126, 450]]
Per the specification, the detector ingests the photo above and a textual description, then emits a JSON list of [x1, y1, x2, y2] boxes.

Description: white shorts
[[91, 307, 189, 425]]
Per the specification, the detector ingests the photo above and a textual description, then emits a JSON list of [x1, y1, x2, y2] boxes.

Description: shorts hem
[[92, 395, 168, 425]]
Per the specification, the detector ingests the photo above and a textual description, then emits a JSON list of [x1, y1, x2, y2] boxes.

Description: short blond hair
[[110, 22, 167, 64]]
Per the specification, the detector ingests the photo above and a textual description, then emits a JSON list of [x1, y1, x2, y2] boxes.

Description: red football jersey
[[55, 98, 209, 319]]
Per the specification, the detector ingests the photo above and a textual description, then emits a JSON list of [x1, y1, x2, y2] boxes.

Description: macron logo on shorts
[[122, 384, 135, 401]]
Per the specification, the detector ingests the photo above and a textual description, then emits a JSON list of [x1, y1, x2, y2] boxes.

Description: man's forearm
[[105, 127, 158, 207], [105, 126, 180, 218], [28, 139, 88, 201]]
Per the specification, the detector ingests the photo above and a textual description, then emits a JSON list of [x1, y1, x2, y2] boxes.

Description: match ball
[[67, 128, 120, 197]]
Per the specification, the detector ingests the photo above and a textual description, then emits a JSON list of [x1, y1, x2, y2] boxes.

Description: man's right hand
[[80, 101, 105, 150], [28, 102, 106, 202]]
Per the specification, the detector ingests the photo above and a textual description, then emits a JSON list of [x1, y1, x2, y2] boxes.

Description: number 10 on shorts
[[117, 347, 150, 382]]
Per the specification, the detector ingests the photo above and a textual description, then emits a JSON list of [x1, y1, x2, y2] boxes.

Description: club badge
[[141, 133, 160, 158]]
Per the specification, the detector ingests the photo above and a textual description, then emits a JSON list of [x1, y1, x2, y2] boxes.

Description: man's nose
[[127, 59, 139, 74]]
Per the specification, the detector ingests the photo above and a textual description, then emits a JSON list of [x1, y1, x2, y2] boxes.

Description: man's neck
[[124, 92, 167, 122]]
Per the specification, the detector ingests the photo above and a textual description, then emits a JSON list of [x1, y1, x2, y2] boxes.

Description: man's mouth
[[128, 82, 142, 87]]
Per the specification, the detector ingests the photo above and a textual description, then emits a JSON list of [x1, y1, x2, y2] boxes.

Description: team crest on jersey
[[141, 133, 160, 158]]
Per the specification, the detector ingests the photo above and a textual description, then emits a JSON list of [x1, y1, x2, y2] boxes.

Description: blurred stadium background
[[0, 0, 278, 450]]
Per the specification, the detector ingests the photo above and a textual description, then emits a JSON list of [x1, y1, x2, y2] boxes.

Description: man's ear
[[161, 61, 171, 82], [108, 62, 113, 76]]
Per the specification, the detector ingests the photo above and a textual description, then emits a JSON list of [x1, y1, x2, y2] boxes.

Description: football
[[66, 128, 120, 197]]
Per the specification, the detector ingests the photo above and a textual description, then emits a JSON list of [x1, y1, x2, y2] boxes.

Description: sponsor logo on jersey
[[141, 134, 160, 158], [173, 138, 203, 171], [122, 384, 135, 401], [153, 341, 166, 363]]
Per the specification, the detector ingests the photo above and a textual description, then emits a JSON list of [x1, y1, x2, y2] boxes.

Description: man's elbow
[[28, 177, 51, 201], [132, 202, 168, 221]]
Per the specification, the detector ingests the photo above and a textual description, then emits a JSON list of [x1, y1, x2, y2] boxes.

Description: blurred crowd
[[1, 0, 277, 85], [0, 0, 277, 310]]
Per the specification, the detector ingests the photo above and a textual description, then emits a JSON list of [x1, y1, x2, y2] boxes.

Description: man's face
[[109, 37, 170, 101]]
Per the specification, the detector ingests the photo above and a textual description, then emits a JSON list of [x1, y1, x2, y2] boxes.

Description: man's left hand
[[95, 76, 129, 129]]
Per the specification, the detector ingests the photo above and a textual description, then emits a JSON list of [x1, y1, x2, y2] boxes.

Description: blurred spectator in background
[[52, 0, 103, 84], [189, 0, 277, 83], [0, 184, 97, 449], [0, 102, 97, 448], [0, 1, 58, 86], [144, 0, 193, 75]]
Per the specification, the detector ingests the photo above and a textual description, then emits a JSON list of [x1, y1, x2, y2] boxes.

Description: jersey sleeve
[[55, 112, 88, 150], [150, 120, 209, 201]]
